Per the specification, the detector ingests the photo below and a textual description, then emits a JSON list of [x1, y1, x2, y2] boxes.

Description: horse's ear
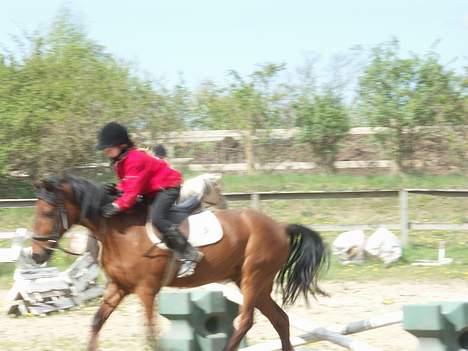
[[35, 178, 57, 192], [33, 179, 44, 190], [62, 170, 73, 180]]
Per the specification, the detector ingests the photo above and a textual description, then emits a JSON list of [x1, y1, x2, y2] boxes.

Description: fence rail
[[149, 126, 468, 143], [0, 198, 36, 208], [1, 189, 467, 246]]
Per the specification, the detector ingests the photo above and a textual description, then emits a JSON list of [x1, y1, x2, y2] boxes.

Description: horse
[[31, 175, 329, 351]]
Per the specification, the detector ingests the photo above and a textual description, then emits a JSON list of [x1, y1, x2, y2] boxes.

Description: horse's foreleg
[[135, 283, 160, 349], [88, 281, 128, 351]]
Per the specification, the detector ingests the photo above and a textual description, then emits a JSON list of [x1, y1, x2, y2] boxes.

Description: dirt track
[[0, 279, 466, 350]]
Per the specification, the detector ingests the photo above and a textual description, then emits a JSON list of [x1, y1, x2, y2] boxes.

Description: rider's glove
[[101, 202, 121, 218], [103, 183, 121, 196]]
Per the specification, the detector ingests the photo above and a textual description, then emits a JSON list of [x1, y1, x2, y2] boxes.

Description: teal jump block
[[159, 289, 241, 351], [403, 301, 468, 351]]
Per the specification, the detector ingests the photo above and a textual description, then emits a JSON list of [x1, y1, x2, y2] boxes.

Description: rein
[[32, 188, 83, 256]]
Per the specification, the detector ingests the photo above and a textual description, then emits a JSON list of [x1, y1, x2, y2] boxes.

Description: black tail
[[276, 224, 329, 305]]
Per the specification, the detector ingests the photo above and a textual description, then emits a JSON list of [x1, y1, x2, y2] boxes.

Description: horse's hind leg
[[88, 281, 128, 351], [224, 262, 276, 351], [255, 290, 293, 351], [223, 278, 257, 351]]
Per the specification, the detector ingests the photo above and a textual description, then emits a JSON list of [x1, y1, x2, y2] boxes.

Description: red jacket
[[112, 148, 182, 211]]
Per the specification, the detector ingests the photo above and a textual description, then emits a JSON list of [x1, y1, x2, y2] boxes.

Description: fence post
[[399, 189, 409, 247], [250, 193, 260, 210]]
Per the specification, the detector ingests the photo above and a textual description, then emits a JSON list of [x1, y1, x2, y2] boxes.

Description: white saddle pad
[[146, 210, 223, 249]]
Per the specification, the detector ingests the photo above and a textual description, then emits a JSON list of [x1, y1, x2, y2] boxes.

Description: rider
[[96, 122, 203, 278], [153, 143, 168, 159]]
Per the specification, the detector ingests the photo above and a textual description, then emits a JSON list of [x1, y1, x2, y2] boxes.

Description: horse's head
[[31, 175, 108, 264], [31, 177, 77, 264]]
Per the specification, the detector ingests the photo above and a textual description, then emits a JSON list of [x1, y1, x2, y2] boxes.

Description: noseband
[[32, 187, 82, 256]]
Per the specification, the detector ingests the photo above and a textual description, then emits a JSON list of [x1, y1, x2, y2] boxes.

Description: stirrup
[[177, 260, 198, 278]]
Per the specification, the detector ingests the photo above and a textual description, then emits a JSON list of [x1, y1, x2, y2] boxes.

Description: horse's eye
[[42, 211, 55, 218]]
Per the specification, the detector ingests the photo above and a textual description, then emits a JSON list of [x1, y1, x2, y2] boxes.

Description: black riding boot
[[163, 225, 204, 278]]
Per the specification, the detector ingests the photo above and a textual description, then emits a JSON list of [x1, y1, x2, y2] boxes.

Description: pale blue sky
[[1, 0, 466, 86]]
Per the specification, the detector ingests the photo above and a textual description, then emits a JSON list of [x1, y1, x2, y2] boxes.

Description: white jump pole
[[339, 311, 403, 335]]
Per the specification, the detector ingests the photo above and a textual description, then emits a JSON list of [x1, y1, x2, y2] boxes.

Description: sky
[[0, 0, 466, 87]]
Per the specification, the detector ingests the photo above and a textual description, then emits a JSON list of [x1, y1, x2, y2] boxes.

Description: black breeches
[[150, 187, 180, 234]]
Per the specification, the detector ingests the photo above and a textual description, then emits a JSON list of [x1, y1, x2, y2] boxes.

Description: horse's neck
[[79, 219, 103, 241], [86, 218, 149, 252]]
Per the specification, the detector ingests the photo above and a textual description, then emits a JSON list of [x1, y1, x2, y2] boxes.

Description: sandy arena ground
[[0, 280, 466, 350]]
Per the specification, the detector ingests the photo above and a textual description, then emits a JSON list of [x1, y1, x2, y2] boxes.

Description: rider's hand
[[101, 202, 120, 218], [103, 183, 121, 196]]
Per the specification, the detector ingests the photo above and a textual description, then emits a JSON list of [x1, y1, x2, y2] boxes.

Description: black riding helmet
[[96, 122, 133, 150]]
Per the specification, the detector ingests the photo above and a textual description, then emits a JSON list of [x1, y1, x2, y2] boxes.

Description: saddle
[[145, 196, 223, 249]]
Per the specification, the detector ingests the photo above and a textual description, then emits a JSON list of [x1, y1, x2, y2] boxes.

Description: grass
[[0, 208, 34, 231], [0, 173, 467, 288], [220, 173, 468, 192]]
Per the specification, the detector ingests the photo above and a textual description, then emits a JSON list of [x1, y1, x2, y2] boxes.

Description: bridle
[[31, 187, 82, 256]]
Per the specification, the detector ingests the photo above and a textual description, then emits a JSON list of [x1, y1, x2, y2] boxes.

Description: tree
[[193, 81, 234, 130], [295, 90, 350, 172], [194, 63, 287, 174], [0, 12, 158, 176], [291, 51, 356, 173], [146, 78, 191, 139], [358, 39, 466, 172], [0, 54, 17, 174]]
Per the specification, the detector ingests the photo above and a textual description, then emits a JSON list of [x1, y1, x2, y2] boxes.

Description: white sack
[[365, 227, 402, 265], [332, 229, 366, 265]]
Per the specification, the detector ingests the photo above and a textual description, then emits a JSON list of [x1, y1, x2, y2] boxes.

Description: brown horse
[[31, 175, 329, 351]]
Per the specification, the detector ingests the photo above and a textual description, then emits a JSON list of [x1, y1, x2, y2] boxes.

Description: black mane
[[41, 175, 112, 222], [69, 175, 113, 221]]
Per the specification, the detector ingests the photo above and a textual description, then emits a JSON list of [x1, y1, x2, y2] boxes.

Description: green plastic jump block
[[159, 289, 241, 351], [403, 301, 468, 351]]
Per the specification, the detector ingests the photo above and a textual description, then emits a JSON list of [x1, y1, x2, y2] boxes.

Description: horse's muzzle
[[32, 251, 50, 265]]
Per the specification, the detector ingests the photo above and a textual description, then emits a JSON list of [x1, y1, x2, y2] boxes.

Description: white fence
[[226, 189, 468, 246], [1, 189, 467, 247], [185, 160, 397, 172], [147, 126, 467, 143], [0, 228, 28, 263]]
